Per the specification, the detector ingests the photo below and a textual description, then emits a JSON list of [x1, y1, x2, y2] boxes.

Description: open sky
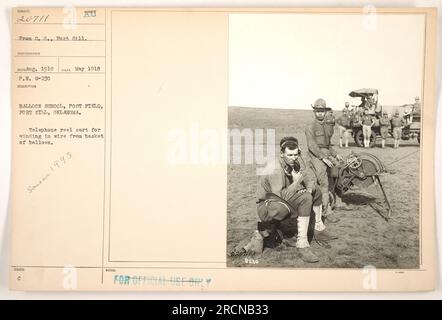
[[229, 13, 425, 110]]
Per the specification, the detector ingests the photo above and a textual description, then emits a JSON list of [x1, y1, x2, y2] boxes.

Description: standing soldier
[[391, 110, 405, 148], [375, 102, 383, 118], [403, 105, 413, 125], [305, 98, 344, 223], [367, 97, 376, 116], [402, 96, 421, 125], [358, 96, 367, 111], [351, 105, 361, 127], [360, 109, 375, 148], [353, 105, 358, 116], [413, 96, 421, 121], [336, 108, 351, 148], [379, 112, 390, 148]]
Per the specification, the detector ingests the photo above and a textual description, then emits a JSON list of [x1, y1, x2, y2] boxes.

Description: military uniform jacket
[[361, 114, 374, 126], [256, 156, 316, 202], [305, 119, 337, 160], [351, 112, 361, 125], [391, 116, 405, 128], [379, 117, 390, 127]]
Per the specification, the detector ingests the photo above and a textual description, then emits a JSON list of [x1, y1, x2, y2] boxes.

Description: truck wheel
[[369, 131, 377, 147], [354, 129, 364, 147], [355, 129, 376, 148]]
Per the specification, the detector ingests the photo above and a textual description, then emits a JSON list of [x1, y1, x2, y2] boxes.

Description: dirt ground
[[227, 107, 420, 269]]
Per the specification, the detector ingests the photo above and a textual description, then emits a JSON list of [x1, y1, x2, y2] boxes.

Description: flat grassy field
[[227, 107, 420, 269]]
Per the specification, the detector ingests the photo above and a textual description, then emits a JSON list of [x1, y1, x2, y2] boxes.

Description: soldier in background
[[413, 97, 421, 117], [391, 110, 405, 148], [379, 112, 390, 148], [413, 96, 421, 122], [375, 102, 383, 118], [402, 96, 421, 125], [358, 96, 367, 110], [367, 97, 376, 116], [351, 105, 361, 127], [336, 108, 351, 148], [403, 105, 413, 125], [324, 109, 336, 139], [360, 109, 375, 148]]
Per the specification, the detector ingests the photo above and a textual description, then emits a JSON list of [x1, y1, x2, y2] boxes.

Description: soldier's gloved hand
[[336, 154, 344, 162], [322, 158, 334, 168]]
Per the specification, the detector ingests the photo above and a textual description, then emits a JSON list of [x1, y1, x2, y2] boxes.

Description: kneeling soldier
[[243, 137, 337, 263]]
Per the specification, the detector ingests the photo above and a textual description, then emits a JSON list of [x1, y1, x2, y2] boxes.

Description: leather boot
[[283, 237, 297, 247], [323, 205, 340, 223], [297, 216, 319, 263], [243, 231, 263, 255], [335, 197, 352, 211], [314, 229, 338, 241], [298, 247, 320, 263]]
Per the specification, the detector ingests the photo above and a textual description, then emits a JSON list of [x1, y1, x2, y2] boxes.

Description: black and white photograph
[[227, 12, 425, 268]]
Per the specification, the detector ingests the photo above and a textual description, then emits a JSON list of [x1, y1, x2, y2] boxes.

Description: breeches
[[339, 126, 350, 139], [380, 126, 388, 139], [362, 125, 372, 138], [309, 153, 328, 192], [393, 127, 402, 139], [257, 190, 322, 222]]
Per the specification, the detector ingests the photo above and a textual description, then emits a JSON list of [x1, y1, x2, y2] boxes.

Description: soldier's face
[[314, 110, 325, 120], [282, 147, 299, 166]]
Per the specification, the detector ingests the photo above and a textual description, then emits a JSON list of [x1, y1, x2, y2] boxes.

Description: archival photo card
[[9, 7, 437, 291]]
